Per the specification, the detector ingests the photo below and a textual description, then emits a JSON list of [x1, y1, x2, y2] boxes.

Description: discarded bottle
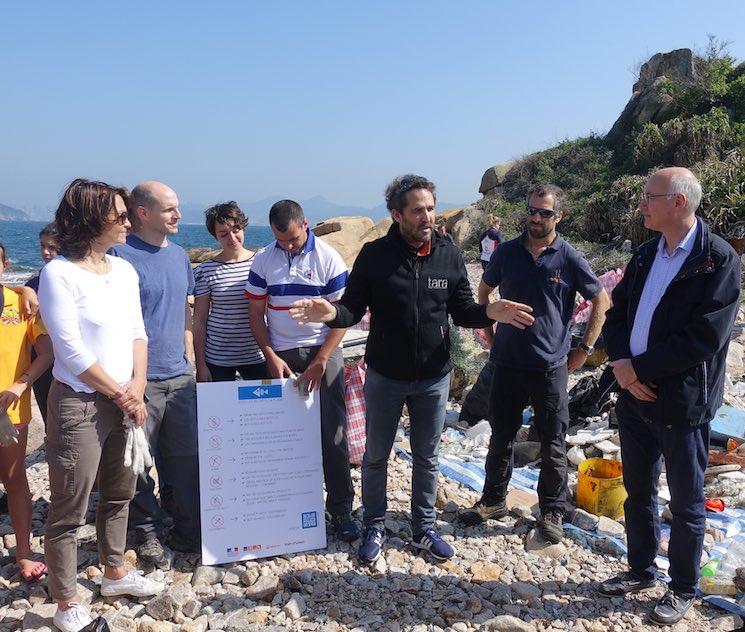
[[717, 538, 745, 580], [699, 575, 738, 596], [699, 539, 745, 595], [700, 559, 719, 577]]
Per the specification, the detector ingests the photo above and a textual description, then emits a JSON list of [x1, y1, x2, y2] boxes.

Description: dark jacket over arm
[[329, 243, 372, 329], [602, 218, 740, 425], [447, 254, 492, 328], [329, 223, 492, 381]]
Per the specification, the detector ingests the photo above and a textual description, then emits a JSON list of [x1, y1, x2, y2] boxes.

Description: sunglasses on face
[[110, 211, 129, 225], [526, 206, 557, 218]]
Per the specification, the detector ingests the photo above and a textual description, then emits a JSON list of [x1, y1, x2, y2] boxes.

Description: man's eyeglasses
[[526, 206, 557, 218], [639, 192, 674, 203]]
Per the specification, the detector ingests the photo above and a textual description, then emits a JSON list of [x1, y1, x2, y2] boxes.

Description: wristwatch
[[578, 342, 594, 355]]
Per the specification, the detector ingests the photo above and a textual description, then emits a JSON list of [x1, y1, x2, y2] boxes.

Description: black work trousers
[[482, 363, 570, 514]]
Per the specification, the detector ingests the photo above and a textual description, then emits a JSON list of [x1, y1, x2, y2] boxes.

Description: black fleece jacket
[[329, 223, 493, 381], [603, 218, 740, 425]]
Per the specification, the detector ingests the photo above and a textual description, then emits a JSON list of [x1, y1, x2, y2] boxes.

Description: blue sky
[[2, 1, 744, 214]]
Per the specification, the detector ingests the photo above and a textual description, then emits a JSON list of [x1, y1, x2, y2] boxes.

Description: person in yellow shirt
[[0, 243, 54, 582]]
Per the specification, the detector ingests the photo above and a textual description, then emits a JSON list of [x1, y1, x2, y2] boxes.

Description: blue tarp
[[395, 428, 745, 616]]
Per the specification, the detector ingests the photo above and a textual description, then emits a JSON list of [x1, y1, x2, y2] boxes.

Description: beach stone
[[483, 614, 537, 631], [85, 565, 102, 579], [571, 508, 599, 531], [182, 599, 201, 619], [240, 567, 260, 586], [145, 594, 175, 621], [191, 565, 225, 586], [22, 603, 56, 631], [511, 581, 541, 600], [710, 614, 743, 630], [167, 583, 194, 607], [28, 585, 48, 605], [137, 621, 174, 632], [283, 592, 307, 620], [596, 516, 625, 539], [469, 561, 503, 583], [719, 470, 745, 482], [245, 575, 280, 601], [109, 615, 138, 632]]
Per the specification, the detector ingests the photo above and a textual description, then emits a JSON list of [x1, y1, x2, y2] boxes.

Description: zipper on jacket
[[701, 361, 709, 405], [413, 260, 421, 379]]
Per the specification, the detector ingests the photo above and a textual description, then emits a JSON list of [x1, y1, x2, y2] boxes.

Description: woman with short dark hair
[[193, 202, 266, 382], [38, 178, 163, 632]]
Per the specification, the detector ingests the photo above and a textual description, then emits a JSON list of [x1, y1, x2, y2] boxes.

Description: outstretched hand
[[290, 298, 337, 324], [486, 299, 535, 329]]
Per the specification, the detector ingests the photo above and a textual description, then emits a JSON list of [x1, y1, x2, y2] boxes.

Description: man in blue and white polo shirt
[[246, 200, 358, 541]]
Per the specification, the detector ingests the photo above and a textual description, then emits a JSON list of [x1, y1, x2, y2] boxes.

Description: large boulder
[[440, 205, 485, 246], [479, 161, 516, 195], [314, 216, 380, 268], [606, 48, 698, 144], [375, 216, 393, 236], [186, 247, 221, 263]]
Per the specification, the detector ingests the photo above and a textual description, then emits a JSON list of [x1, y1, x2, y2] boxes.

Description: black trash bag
[[459, 360, 495, 427], [568, 367, 618, 419], [79, 618, 110, 632]]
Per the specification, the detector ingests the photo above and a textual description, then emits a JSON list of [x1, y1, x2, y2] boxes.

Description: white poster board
[[197, 378, 326, 565]]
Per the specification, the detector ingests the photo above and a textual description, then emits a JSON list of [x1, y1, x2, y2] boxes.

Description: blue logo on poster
[[238, 384, 282, 400], [301, 512, 318, 529]]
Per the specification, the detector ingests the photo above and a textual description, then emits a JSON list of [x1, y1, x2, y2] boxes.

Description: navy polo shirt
[[483, 233, 602, 371]]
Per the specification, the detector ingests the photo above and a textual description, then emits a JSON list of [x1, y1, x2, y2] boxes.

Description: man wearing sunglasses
[[460, 183, 609, 545], [599, 168, 740, 625]]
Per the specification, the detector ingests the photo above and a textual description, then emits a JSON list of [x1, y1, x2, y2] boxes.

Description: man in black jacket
[[290, 174, 534, 563], [598, 167, 740, 625]]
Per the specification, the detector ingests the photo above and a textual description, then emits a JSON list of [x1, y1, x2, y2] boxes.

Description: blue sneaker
[[358, 525, 386, 563], [412, 527, 454, 561]]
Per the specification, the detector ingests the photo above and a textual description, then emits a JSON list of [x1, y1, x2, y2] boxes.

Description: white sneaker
[[100, 570, 165, 597], [53, 603, 93, 632]]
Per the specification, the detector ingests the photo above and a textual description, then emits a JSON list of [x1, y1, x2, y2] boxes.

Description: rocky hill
[[447, 40, 745, 261], [0, 203, 30, 221]]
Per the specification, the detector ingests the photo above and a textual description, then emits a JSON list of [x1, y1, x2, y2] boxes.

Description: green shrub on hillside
[[502, 136, 613, 207], [492, 41, 744, 245], [632, 107, 737, 172], [582, 174, 650, 244], [697, 149, 745, 238]]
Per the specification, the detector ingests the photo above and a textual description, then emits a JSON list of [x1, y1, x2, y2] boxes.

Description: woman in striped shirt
[[193, 202, 266, 382]]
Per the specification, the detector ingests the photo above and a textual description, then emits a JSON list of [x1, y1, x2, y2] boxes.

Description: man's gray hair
[[668, 172, 703, 214]]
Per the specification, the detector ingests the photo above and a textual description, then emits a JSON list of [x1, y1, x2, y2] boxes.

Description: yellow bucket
[[576, 458, 627, 519]]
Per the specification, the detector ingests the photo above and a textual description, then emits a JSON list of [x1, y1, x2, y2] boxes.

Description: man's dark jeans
[[128, 372, 201, 548], [617, 393, 709, 600], [482, 363, 570, 514], [362, 367, 450, 533], [275, 345, 354, 518]]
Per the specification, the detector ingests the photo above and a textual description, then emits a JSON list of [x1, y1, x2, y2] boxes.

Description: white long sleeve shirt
[[38, 255, 147, 393]]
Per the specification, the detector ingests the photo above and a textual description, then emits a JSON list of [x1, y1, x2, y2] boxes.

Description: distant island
[[0, 195, 461, 225], [0, 203, 30, 221]]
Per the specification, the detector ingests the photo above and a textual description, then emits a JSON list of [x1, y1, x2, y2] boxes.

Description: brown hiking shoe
[[537, 510, 564, 543], [458, 500, 508, 525]]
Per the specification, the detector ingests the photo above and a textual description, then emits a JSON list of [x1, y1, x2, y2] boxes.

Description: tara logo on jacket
[[427, 277, 448, 290]]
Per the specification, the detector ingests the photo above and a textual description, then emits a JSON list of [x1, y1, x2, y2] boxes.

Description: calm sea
[[0, 221, 275, 283]]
